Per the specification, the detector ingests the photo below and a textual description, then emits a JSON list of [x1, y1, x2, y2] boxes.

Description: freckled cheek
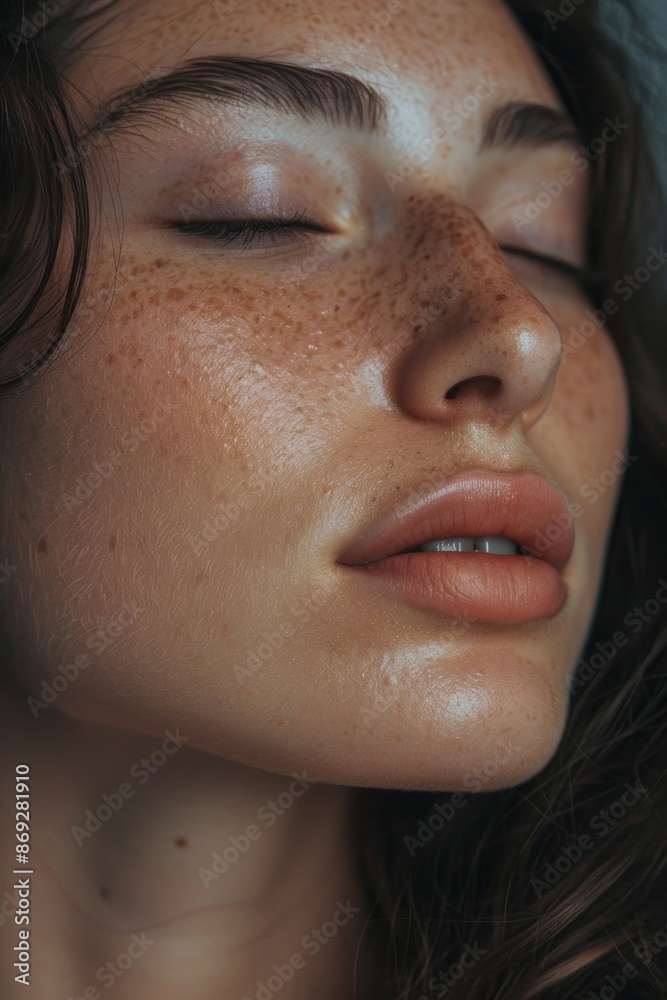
[[557, 326, 628, 451], [545, 325, 629, 538]]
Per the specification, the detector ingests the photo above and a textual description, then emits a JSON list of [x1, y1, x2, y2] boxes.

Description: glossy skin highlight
[[0, 0, 628, 797]]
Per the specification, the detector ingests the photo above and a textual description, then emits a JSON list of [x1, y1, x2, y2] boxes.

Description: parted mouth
[[337, 469, 575, 573]]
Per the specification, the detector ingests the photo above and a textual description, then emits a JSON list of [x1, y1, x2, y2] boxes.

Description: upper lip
[[338, 469, 575, 573]]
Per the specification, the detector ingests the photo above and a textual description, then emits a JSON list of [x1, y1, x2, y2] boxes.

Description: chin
[[186, 662, 571, 795]]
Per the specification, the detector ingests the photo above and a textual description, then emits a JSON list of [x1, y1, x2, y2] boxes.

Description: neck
[[0, 670, 376, 999]]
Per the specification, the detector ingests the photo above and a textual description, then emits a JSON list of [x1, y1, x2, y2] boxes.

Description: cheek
[[510, 319, 631, 721], [550, 323, 629, 479], [0, 257, 345, 706]]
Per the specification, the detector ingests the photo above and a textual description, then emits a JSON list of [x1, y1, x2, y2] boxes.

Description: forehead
[[65, 0, 563, 117]]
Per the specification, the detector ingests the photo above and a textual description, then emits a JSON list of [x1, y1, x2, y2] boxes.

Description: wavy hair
[[1, 1, 666, 998]]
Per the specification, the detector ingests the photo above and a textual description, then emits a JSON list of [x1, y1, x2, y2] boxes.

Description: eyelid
[[499, 244, 602, 291], [167, 209, 330, 250]]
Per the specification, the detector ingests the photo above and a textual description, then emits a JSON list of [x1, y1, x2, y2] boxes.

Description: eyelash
[[171, 209, 324, 250], [500, 245, 599, 293], [171, 217, 599, 291]]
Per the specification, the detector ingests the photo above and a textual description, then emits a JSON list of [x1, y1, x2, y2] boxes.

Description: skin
[[0, 0, 629, 996]]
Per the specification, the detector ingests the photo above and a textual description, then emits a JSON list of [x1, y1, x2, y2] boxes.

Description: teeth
[[475, 536, 519, 555], [420, 537, 475, 552], [419, 535, 519, 555]]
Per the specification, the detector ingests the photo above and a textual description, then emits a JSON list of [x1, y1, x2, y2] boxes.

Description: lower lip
[[342, 551, 567, 625]]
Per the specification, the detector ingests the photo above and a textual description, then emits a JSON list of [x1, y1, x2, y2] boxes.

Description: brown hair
[[1, 2, 666, 997]]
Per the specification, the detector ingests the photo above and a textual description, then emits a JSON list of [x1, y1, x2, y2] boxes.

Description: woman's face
[[0, 0, 629, 790]]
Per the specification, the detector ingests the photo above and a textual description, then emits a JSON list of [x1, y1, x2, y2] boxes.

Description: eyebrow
[[85, 56, 581, 156], [479, 101, 582, 153], [85, 57, 388, 137]]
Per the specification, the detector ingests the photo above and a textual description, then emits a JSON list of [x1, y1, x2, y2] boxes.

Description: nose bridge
[[395, 201, 563, 431]]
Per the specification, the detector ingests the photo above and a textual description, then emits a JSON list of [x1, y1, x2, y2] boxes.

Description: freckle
[[276, 719, 285, 725], [180, 378, 189, 388], [133, 357, 144, 368], [37, 536, 47, 554], [194, 570, 205, 584], [199, 410, 208, 424], [153, 259, 165, 269], [100, 887, 109, 899], [174, 837, 188, 848], [496, 293, 508, 302], [129, 289, 138, 300], [18, 512, 27, 521], [107, 353, 116, 365]]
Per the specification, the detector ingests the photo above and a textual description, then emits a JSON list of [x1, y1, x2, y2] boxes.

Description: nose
[[395, 210, 563, 433]]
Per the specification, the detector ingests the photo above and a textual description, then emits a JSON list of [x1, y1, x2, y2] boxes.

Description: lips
[[337, 470, 575, 625]]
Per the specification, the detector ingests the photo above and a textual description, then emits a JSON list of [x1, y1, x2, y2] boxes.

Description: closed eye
[[169, 210, 328, 251], [499, 245, 602, 294]]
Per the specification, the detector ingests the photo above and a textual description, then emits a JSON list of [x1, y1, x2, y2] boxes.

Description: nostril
[[444, 375, 502, 401]]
